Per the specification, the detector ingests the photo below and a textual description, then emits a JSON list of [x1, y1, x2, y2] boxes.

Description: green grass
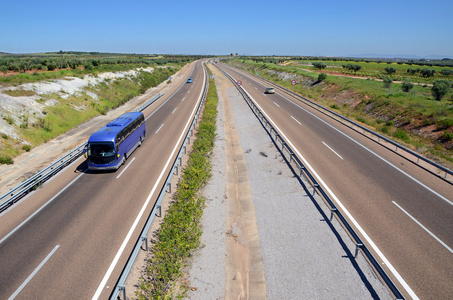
[[137, 66, 218, 299], [1, 67, 179, 164]]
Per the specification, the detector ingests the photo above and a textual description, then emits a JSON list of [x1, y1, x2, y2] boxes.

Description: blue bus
[[84, 112, 146, 170]]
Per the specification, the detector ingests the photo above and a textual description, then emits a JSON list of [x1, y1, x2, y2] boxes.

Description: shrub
[[22, 144, 31, 151], [394, 130, 410, 142], [439, 132, 453, 142], [0, 156, 14, 165], [401, 81, 414, 93], [383, 77, 393, 89], [432, 80, 451, 101], [318, 72, 327, 82]]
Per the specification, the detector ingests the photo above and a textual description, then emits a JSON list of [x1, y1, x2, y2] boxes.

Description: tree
[[383, 76, 393, 89], [343, 63, 361, 72], [431, 80, 451, 100], [401, 80, 414, 93], [312, 62, 327, 69], [441, 69, 453, 76], [420, 68, 436, 77], [318, 72, 327, 82], [385, 67, 396, 75]]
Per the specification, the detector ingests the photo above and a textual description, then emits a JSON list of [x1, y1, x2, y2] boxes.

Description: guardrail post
[[312, 183, 318, 196], [330, 208, 338, 221], [174, 166, 178, 175], [118, 285, 126, 300], [156, 205, 161, 217], [166, 182, 171, 193], [299, 166, 305, 177], [354, 243, 363, 258], [141, 236, 148, 251]]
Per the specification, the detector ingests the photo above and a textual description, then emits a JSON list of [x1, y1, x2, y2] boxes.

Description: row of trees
[[0, 55, 199, 74], [383, 77, 451, 100], [290, 56, 453, 68]]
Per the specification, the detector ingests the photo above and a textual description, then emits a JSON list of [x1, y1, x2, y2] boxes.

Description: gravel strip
[[186, 67, 392, 299]]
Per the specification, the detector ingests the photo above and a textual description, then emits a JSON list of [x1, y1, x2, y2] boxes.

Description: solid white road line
[[322, 142, 344, 160], [0, 173, 84, 246], [393, 201, 453, 254], [9, 245, 60, 300], [228, 76, 419, 299], [116, 157, 135, 179], [92, 62, 206, 300], [155, 124, 164, 133]]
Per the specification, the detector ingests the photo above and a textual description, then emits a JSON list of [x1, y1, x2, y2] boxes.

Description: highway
[[0, 61, 206, 299], [216, 62, 453, 300]]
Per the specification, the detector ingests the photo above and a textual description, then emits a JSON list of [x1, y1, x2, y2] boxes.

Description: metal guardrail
[[109, 65, 209, 300], [0, 93, 165, 213], [235, 65, 453, 182], [215, 64, 405, 300]]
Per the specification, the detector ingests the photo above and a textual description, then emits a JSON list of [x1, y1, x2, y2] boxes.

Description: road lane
[[218, 63, 453, 299], [0, 61, 206, 299]]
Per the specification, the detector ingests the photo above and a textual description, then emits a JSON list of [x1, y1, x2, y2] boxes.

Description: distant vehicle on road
[[84, 112, 146, 170], [187, 78, 192, 83], [265, 87, 275, 94]]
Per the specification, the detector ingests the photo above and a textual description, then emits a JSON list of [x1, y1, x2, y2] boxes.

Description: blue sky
[[1, 0, 452, 58]]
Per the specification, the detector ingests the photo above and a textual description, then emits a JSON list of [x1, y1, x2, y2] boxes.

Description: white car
[[265, 87, 275, 94]]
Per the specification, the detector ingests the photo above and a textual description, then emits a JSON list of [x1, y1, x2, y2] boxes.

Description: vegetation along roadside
[[225, 57, 453, 168], [0, 53, 201, 165], [136, 64, 218, 299]]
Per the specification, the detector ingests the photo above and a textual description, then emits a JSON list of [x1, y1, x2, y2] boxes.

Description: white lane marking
[[116, 157, 135, 179], [278, 93, 453, 206], [229, 78, 419, 299], [254, 87, 258, 90], [393, 201, 453, 254], [0, 173, 84, 245], [155, 124, 164, 133], [93, 62, 206, 300], [291, 116, 301, 125], [182, 97, 185, 102], [322, 142, 344, 160], [172, 107, 177, 114], [9, 245, 60, 300], [273, 102, 280, 107]]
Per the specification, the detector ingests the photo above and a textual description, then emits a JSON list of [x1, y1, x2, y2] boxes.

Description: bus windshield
[[87, 142, 116, 164]]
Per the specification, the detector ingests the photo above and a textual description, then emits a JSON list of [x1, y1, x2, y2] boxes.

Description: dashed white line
[[116, 157, 135, 179], [172, 107, 177, 114], [393, 201, 453, 254], [93, 62, 207, 300], [230, 80, 419, 299], [273, 102, 280, 107], [155, 124, 164, 133], [291, 116, 301, 125], [322, 142, 344, 160], [182, 97, 185, 102], [9, 245, 60, 299]]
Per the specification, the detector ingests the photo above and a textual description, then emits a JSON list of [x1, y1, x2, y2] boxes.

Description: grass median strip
[[137, 67, 218, 299]]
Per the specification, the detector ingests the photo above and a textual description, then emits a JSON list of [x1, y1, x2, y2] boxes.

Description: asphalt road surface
[[216, 62, 453, 300], [0, 61, 206, 299]]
